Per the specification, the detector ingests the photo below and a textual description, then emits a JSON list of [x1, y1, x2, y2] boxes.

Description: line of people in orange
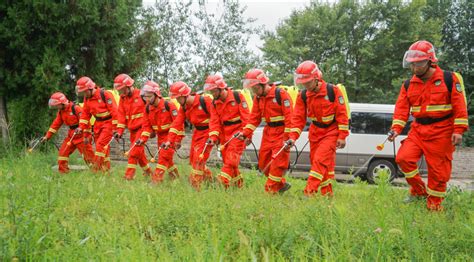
[[43, 40, 468, 211]]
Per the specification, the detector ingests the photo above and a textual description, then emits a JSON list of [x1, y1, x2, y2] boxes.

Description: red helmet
[[203, 74, 227, 91], [403, 40, 438, 68], [140, 80, 161, 97], [48, 92, 69, 108], [243, 69, 269, 89], [75, 76, 96, 93], [169, 81, 191, 98], [294, 61, 323, 84], [113, 73, 134, 90]]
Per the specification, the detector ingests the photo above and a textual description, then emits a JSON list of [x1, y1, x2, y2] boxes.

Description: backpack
[[300, 83, 351, 118], [199, 95, 209, 115]]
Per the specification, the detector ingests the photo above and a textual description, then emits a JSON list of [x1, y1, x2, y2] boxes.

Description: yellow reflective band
[[292, 128, 302, 135], [427, 187, 446, 198], [152, 125, 158, 130], [321, 180, 331, 187], [426, 104, 452, 112], [84, 129, 91, 133], [112, 120, 118, 125], [104, 157, 110, 162], [95, 152, 106, 158], [308, 117, 318, 121], [209, 131, 219, 137], [268, 174, 282, 182], [201, 119, 210, 124], [193, 169, 204, 175], [284, 128, 291, 133], [156, 164, 167, 171], [392, 119, 407, 127], [95, 111, 110, 117], [219, 172, 232, 181], [48, 128, 57, 133], [117, 124, 126, 128], [169, 128, 185, 135], [411, 106, 421, 113], [125, 116, 129, 120], [338, 125, 349, 131], [168, 165, 177, 172], [261, 117, 266, 122], [141, 131, 151, 137], [79, 119, 89, 124], [231, 174, 243, 182], [269, 115, 284, 122], [322, 114, 335, 122], [160, 124, 171, 130], [328, 171, 335, 175], [58, 156, 69, 161], [454, 118, 468, 126], [244, 124, 257, 131], [228, 116, 241, 122], [402, 168, 419, 178], [142, 164, 150, 170], [127, 164, 137, 169], [131, 113, 143, 120], [309, 170, 323, 180]]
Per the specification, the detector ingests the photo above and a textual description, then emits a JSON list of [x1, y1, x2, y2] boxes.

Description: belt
[[312, 120, 335, 128], [267, 121, 284, 127], [194, 125, 209, 131], [69, 124, 79, 130], [95, 116, 112, 122], [223, 119, 242, 126], [415, 113, 452, 125]]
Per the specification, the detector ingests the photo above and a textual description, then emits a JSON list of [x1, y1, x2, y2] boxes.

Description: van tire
[[366, 159, 397, 184]]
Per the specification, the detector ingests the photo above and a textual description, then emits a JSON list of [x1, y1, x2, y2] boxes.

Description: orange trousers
[[57, 129, 94, 173], [188, 129, 213, 190], [92, 121, 113, 172], [218, 135, 245, 188], [396, 130, 454, 210], [152, 131, 178, 183], [124, 129, 153, 180], [305, 134, 338, 196]]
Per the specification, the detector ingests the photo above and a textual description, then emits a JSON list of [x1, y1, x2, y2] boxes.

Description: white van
[[241, 103, 427, 183]]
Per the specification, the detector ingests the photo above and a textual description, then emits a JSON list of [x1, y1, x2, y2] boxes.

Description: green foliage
[[1, 154, 473, 260]]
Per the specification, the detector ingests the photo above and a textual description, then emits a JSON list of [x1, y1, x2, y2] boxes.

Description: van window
[[351, 112, 412, 135]]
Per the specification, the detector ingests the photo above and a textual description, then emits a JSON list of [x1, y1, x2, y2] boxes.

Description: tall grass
[[1, 151, 473, 260]]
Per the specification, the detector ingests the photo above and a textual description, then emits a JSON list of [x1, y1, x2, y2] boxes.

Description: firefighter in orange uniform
[[237, 69, 292, 193], [389, 40, 469, 211], [163, 81, 214, 190], [113, 74, 153, 180], [43, 92, 94, 173], [140, 80, 180, 183], [75, 76, 118, 172], [286, 61, 349, 197], [205, 74, 251, 188]]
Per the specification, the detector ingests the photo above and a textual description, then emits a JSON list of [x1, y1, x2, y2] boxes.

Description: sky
[[142, 0, 312, 55]]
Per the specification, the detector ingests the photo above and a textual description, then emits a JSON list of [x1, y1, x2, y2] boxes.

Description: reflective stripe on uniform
[[156, 164, 167, 171], [269, 115, 284, 122], [321, 179, 331, 187], [79, 119, 89, 124], [95, 111, 110, 117], [244, 124, 257, 131], [284, 128, 291, 132], [427, 187, 446, 198], [192, 169, 204, 176], [141, 131, 151, 137], [219, 172, 232, 181], [201, 119, 210, 124], [227, 116, 241, 122], [401, 168, 419, 178], [117, 124, 126, 128], [268, 174, 282, 182], [112, 120, 118, 125], [291, 128, 302, 135], [169, 128, 185, 136], [426, 104, 452, 112], [48, 128, 57, 133], [322, 114, 334, 122], [58, 156, 69, 161], [209, 131, 219, 137], [141, 164, 150, 170], [131, 113, 143, 120], [127, 164, 137, 169], [338, 124, 349, 131], [231, 174, 243, 183], [309, 170, 323, 180], [392, 119, 406, 127], [95, 152, 106, 158], [454, 118, 469, 126], [160, 124, 171, 130]]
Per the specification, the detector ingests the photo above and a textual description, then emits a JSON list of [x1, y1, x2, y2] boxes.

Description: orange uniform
[[290, 81, 349, 196], [392, 65, 469, 210], [209, 91, 251, 188], [242, 85, 293, 192], [117, 88, 152, 179], [141, 99, 180, 183], [168, 94, 214, 189], [45, 103, 94, 173], [79, 88, 118, 172]]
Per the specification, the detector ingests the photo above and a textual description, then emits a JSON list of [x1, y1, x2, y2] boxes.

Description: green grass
[[1, 151, 473, 261]]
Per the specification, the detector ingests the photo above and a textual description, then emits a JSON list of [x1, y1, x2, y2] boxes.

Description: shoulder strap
[[71, 102, 77, 116], [164, 100, 170, 111], [326, 83, 335, 102], [146, 104, 150, 114], [275, 87, 282, 105], [199, 95, 209, 115], [233, 91, 241, 104], [301, 89, 307, 107], [403, 79, 410, 92], [100, 88, 106, 102], [443, 70, 453, 93]]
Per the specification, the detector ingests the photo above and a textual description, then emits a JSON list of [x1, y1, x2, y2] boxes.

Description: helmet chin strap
[[214, 89, 222, 100]]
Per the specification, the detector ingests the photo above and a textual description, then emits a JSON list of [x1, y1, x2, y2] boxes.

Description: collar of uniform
[[259, 84, 277, 99], [88, 87, 102, 101], [307, 81, 328, 97], [214, 89, 235, 105]]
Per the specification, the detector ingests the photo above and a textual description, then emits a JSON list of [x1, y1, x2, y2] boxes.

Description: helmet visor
[[48, 98, 62, 109], [403, 50, 430, 68], [114, 83, 126, 90], [294, 73, 315, 85], [203, 83, 218, 91], [242, 79, 261, 89]]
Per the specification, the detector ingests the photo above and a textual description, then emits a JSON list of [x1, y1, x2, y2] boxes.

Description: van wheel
[[366, 159, 397, 184]]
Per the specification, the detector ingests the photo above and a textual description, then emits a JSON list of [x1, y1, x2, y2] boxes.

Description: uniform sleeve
[[391, 84, 410, 135], [280, 90, 293, 141], [45, 112, 63, 139], [168, 106, 186, 143], [104, 91, 119, 129], [242, 96, 261, 138], [116, 96, 127, 135], [140, 108, 152, 143], [334, 87, 349, 140], [208, 101, 221, 142], [79, 98, 92, 130], [75, 105, 91, 139], [289, 92, 307, 141], [451, 74, 469, 134], [238, 93, 251, 129]]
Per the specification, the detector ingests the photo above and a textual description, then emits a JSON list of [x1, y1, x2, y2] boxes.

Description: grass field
[[1, 151, 473, 261]]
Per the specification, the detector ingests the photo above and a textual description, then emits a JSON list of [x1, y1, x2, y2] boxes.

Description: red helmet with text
[[140, 80, 161, 97], [169, 81, 191, 98], [113, 73, 134, 90], [203, 74, 227, 91], [48, 92, 69, 108], [403, 40, 438, 68], [294, 61, 323, 84], [75, 76, 96, 93], [243, 68, 269, 89]]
